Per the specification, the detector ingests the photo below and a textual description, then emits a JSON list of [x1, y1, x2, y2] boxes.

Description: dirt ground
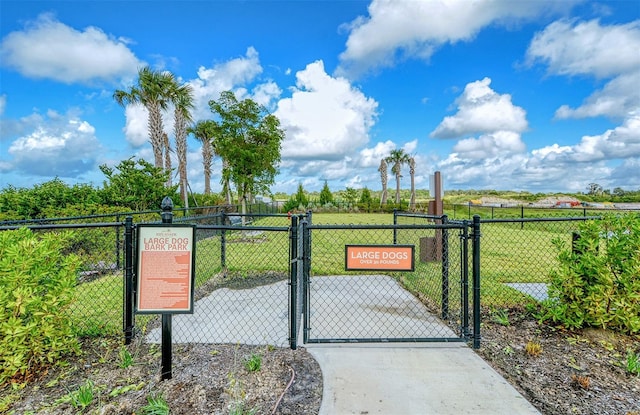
[[477, 308, 640, 415], [2, 311, 639, 414], [1, 339, 322, 415]]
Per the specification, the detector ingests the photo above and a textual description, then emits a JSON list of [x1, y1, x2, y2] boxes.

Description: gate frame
[[292, 217, 481, 347]]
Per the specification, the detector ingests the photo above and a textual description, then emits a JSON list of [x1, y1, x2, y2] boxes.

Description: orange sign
[[136, 225, 196, 313], [345, 245, 415, 271]]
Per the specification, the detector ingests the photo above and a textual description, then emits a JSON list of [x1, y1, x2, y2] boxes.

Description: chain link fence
[[3, 208, 612, 349], [477, 217, 593, 309]]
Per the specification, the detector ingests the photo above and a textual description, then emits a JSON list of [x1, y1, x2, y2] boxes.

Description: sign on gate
[[136, 224, 196, 314], [345, 244, 415, 271]]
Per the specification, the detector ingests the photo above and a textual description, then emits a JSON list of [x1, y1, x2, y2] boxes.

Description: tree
[[359, 187, 372, 205], [319, 181, 333, 205], [587, 183, 604, 196], [386, 149, 411, 204], [344, 187, 358, 207], [171, 82, 195, 205], [208, 91, 284, 216], [113, 67, 177, 169], [378, 159, 388, 206], [189, 120, 217, 195], [99, 158, 177, 211], [409, 157, 416, 211]]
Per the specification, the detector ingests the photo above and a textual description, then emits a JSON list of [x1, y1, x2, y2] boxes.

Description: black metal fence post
[[160, 196, 173, 381], [302, 217, 311, 344], [472, 215, 481, 349], [116, 214, 121, 269], [220, 211, 226, 270], [441, 215, 449, 320], [289, 215, 298, 350], [393, 209, 398, 244], [461, 220, 470, 340], [123, 216, 134, 345]]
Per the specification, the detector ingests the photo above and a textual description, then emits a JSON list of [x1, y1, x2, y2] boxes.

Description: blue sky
[[1, 0, 639, 196]]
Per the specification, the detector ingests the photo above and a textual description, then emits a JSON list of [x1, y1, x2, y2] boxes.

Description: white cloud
[[338, 0, 578, 78], [527, 19, 640, 79], [435, 112, 640, 192], [453, 131, 526, 159], [555, 70, 640, 119], [527, 19, 640, 120], [0, 94, 5, 116], [6, 112, 102, 177], [0, 13, 141, 85], [430, 77, 528, 139], [276, 60, 379, 160], [358, 140, 396, 167], [189, 47, 264, 121]]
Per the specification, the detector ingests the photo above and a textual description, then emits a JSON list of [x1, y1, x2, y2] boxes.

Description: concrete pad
[[308, 275, 457, 340], [506, 283, 549, 302], [147, 280, 289, 345], [307, 343, 540, 415]]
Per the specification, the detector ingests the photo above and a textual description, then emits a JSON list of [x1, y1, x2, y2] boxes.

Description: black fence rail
[[445, 202, 638, 220]]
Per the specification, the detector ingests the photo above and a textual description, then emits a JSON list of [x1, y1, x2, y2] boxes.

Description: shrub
[[540, 214, 640, 333], [0, 228, 81, 384]]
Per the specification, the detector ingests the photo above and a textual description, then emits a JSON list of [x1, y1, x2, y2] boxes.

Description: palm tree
[[162, 132, 172, 187], [189, 120, 217, 195], [386, 149, 411, 204], [378, 159, 388, 206], [188, 119, 232, 203], [409, 157, 416, 211], [171, 82, 195, 204], [113, 66, 176, 169]]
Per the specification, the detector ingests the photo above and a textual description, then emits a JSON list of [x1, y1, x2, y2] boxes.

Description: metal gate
[[289, 214, 481, 347]]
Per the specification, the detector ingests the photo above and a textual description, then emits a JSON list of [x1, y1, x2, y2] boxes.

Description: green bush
[[0, 228, 81, 384], [541, 214, 640, 333]]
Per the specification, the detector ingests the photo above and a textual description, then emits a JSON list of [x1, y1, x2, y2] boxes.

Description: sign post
[[135, 197, 195, 380]]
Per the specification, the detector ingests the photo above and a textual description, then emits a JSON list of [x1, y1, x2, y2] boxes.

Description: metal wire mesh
[[8, 212, 599, 348], [304, 223, 469, 342], [478, 217, 589, 309], [29, 224, 126, 337]]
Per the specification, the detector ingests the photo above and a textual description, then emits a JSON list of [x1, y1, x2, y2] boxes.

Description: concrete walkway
[[307, 343, 540, 415], [147, 276, 540, 414]]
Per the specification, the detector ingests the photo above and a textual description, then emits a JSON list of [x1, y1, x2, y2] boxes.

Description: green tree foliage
[[0, 178, 104, 220], [113, 67, 177, 169], [344, 187, 358, 206], [99, 158, 178, 211], [385, 149, 411, 204], [319, 181, 333, 205], [359, 187, 372, 204], [208, 91, 284, 214], [541, 214, 640, 333], [0, 228, 81, 384], [283, 183, 308, 212]]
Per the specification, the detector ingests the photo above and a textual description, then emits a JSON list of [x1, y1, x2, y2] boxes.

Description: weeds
[[118, 346, 134, 369], [492, 309, 511, 326], [56, 379, 96, 409], [141, 393, 169, 415], [571, 374, 591, 389], [244, 353, 262, 372], [625, 350, 640, 376], [525, 340, 542, 357]]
